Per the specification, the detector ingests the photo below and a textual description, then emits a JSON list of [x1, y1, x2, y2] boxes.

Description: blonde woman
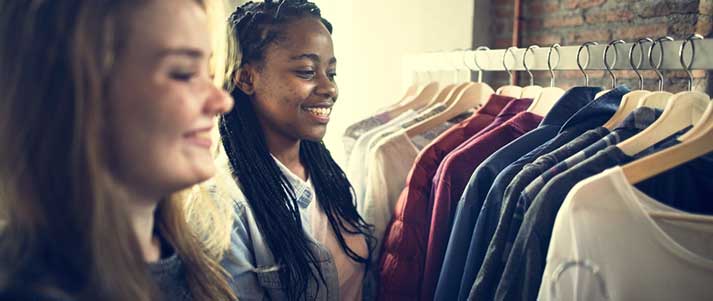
[[0, 0, 237, 300]]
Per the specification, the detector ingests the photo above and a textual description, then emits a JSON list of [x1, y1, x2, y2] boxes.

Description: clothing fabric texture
[[538, 167, 713, 301], [222, 157, 347, 301], [469, 106, 660, 301], [151, 251, 192, 301], [492, 135, 713, 301], [419, 98, 535, 301], [370, 94, 511, 301], [434, 86, 603, 301], [343, 112, 392, 160], [347, 110, 418, 209], [463, 86, 629, 301], [378, 109, 541, 301]]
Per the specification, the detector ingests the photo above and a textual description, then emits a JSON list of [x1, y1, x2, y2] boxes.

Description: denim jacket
[[221, 158, 340, 301]]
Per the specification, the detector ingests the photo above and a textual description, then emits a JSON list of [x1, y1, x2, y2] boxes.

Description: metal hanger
[[495, 46, 524, 98], [622, 34, 713, 224], [576, 41, 598, 86], [520, 45, 544, 99], [637, 36, 675, 109], [602, 37, 655, 129], [527, 44, 565, 116], [595, 39, 626, 99], [618, 34, 710, 157]]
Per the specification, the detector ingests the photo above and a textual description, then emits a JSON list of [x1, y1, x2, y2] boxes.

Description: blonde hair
[[0, 1, 236, 300], [184, 0, 239, 259]]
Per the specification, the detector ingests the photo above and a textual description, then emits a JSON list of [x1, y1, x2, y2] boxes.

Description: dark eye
[[328, 72, 337, 81], [295, 70, 316, 79], [171, 72, 196, 81]]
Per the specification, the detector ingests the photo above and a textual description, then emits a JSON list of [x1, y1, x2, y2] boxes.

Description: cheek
[[110, 81, 201, 178]]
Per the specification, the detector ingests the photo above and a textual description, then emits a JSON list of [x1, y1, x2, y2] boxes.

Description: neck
[[125, 194, 163, 263], [263, 129, 306, 180]]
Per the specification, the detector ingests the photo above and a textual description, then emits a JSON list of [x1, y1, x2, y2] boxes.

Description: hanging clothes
[[420, 98, 536, 301], [371, 95, 514, 300], [435, 86, 603, 301], [343, 111, 393, 160], [469, 106, 662, 300], [459, 86, 630, 301], [490, 129, 709, 301], [538, 167, 713, 301], [347, 109, 418, 209], [361, 102, 471, 268]]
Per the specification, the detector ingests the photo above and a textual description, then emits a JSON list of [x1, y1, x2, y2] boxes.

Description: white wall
[[226, 0, 475, 165]]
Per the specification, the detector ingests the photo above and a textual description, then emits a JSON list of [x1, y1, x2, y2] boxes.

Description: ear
[[233, 66, 257, 95]]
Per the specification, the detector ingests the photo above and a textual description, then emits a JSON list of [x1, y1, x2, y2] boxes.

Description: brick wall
[[483, 0, 713, 93]]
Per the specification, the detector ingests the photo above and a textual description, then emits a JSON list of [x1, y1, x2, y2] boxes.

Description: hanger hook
[[629, 37, 653, 90], [523, 45, 539, 86], [547, 44, 561, 88], [604, 40, 626, 89], [680, 33, 704, 91], [649, 36, 674, 91], [473, 46, 490, 83], [577, 41, 598, 86], [503, 47, 518, 84]]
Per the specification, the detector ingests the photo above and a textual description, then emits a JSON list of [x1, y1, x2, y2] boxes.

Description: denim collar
[[272, 155, 313, 209], [539, 86, 603, 127], [559, 85, 630, 133]]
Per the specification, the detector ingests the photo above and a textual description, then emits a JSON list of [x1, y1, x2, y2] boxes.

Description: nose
[[203, 83, 235, 115], [315, 72, 338, 100]]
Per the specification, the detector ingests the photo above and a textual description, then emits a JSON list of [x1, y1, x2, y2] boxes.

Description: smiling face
[[108, 0, 234, 200], [239, 17, 337, 144]]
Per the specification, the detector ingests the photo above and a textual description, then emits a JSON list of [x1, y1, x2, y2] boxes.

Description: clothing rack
[[405, 37, 713, 76]]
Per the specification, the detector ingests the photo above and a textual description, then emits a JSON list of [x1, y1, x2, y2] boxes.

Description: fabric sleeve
[[221, 203, 267, 301]]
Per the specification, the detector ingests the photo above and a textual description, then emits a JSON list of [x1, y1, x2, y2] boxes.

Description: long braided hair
[[220, 1, 374, 299]]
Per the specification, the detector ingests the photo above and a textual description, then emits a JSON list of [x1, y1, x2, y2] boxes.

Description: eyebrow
[[289, 53, 337, 64], [156, 48, 208, 59]]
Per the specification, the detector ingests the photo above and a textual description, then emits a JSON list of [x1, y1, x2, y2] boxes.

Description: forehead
[[268, 18, 333, 56], [127, 0, 210, 54]]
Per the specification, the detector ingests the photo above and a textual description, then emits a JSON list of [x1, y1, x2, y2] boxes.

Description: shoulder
[[0, 286, 74, 301]]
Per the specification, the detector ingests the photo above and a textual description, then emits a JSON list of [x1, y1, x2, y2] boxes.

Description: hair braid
[[221, 1, 374, 300]]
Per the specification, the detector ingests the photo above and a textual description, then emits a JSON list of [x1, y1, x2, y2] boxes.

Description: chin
[[301, 128, 327, 142]]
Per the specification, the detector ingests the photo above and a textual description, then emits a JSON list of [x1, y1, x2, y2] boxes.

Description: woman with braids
[[219, 0, 374, 300], [0, 0, 237, 300]]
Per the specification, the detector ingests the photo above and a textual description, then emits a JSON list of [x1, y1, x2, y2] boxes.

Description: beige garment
[[539, 167, 713, 301], [361, 130, 420, 264], [307, 179, 369, 301]]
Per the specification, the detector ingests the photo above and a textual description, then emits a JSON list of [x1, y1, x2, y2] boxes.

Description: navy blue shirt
[[464, 86, 630, 301], [433, 86, 603, 301]]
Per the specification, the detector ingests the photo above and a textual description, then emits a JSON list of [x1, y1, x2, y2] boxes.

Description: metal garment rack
[[406, 36, 713, 75]]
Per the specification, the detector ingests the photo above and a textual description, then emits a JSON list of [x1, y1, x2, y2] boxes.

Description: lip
[[184, 126, 213, 149], [301, 103, 333, 124]]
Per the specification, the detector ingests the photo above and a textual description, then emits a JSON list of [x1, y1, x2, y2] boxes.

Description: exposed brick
[[563, 0, 606, 9], [668, 14, 699, 37], [579, 0, 607, 9], [566, 30, 611, 45], [701, 0, 713, 15], [585, 8, 635, 24], [666, 70, 708, 79], [697, 15, 713, 37], [614, 23, 668, 40], [524, 1, 561, 17], [495, 4, 514, 18], [543, 14, 584, 28], [633, 1, 698, 18], [495, 18, 514, 32], [670, 0, 701, 14], [494, 38, 514, 48], [523, 33, 563, 46], [523, 19, 543, 32]]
